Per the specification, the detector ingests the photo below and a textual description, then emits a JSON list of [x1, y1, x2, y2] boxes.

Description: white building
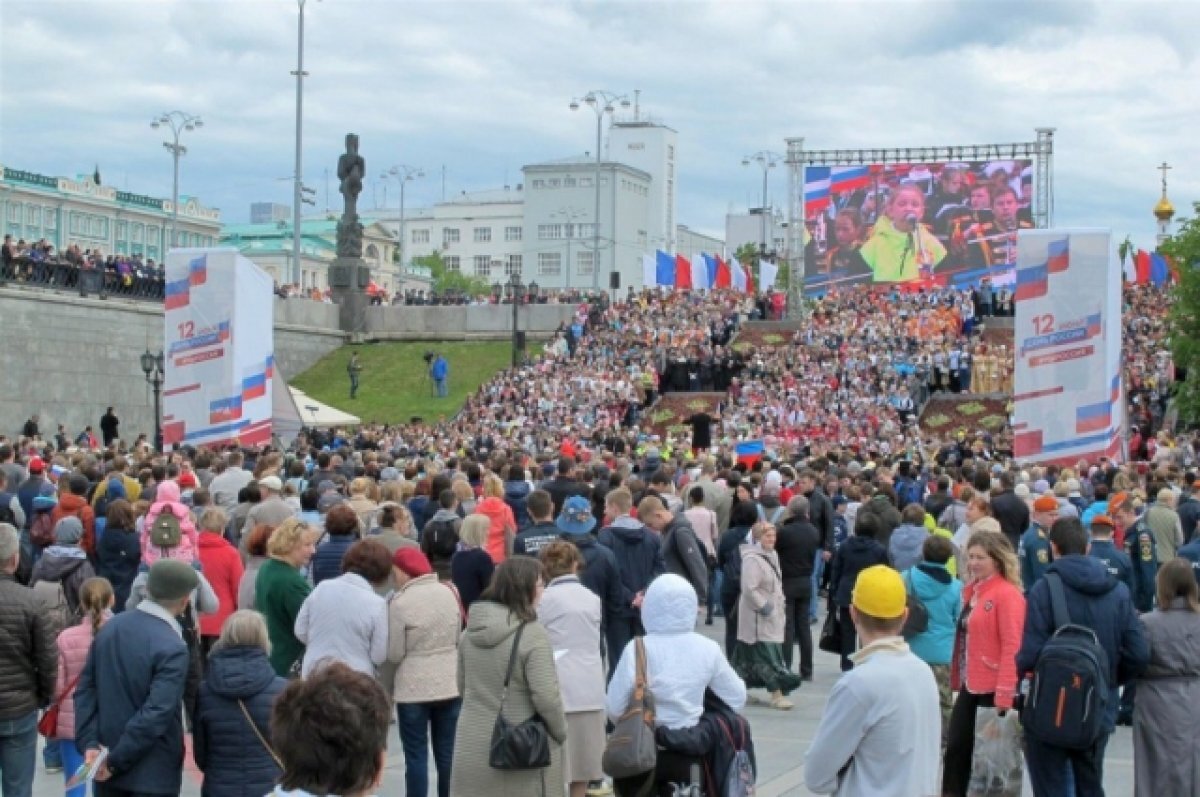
[[609, 118, 678, 253], [725, 209, 787, 256], [521, 156, 651, 292], [675, 224, 725, 261]]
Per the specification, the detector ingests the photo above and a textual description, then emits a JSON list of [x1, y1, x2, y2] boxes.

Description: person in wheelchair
[[606, 574, 748, 796]]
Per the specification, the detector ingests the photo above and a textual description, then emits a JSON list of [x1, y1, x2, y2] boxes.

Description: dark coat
[[774, 516, 820, 596], [512, 521, 561, 558], [1015, 555, 1149, 732], [96, 525, 140, 612], [1178, 496, 1200, 544], [856, 495, 903, 545], [74, 606, 190, 793], [450, 547, 495, 608], [573, 533, 630, 621], [990, 489, 1030, 551], [717, 526, 751, 600], [503, 481, 533, 530], [195, 645, 286, 797], [661, 515, 709, 601], [0, 573, 57, 720], [544, 476, 590, 517], [597, 523, 665, 618], [829, 535, 888, 608], [311, 534, 355, 585], [805, 488, 836, 551], [655, 690, 756, 795]]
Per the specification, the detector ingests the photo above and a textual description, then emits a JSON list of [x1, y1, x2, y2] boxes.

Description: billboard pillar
[[1034, 127, 1056, 229], [785, 136, 805, 320]]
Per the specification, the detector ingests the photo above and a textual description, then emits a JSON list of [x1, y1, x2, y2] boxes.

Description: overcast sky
[[1, 0, 1196, 249]]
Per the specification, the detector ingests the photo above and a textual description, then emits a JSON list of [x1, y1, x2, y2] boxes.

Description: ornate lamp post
[[140, 349, 165, 452], [150, 111, 203, 256]]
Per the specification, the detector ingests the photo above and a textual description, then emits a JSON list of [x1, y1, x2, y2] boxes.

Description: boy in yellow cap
[[805, 565, 941, 796]]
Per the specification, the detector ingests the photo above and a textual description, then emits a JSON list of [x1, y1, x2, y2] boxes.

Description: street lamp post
[[150, 111, 203, 257], [742, 151, 783, 259], [291, 0, 312, 288], [570, 90, 631, 292], [140, 349, 165, 452], [381, 164, 424, 275], [493, 274, 538, 368]]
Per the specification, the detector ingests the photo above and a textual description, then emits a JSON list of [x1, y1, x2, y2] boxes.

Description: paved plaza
[[30, 612, 1134, 797]]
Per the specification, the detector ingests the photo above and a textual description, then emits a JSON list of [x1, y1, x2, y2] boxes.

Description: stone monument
[[329, 133, 371, 333]]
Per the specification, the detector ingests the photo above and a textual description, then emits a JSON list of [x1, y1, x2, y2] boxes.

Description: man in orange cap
[[1019, 495, 1059, 590], [1110, 493, 1157, 615]]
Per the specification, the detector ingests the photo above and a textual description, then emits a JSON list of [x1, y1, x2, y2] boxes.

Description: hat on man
[[1109, 491, 1130, 514], [146, 559, 200, 601], [27, 456, 45, 474], [258, 475, 282, 492], [1033, 496, 1059, 513], [556, 495, 597, 536], [54, 516, 84, 545], [852, 565, 907, 619], [392, 547, 432, 578], [1090, 515, 1115, 530], [178, 471, 198, 489]]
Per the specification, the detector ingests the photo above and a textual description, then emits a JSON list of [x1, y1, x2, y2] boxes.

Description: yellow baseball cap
[[852, 565, 907, 619]]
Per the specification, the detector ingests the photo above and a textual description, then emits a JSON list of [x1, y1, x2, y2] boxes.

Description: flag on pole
[[655, 250, 675, 286], [1150, 252, 1170, 286], [641, 254, 656, 288], [690, 253, 710, 290], [735, 440, 764, 467], [730, 257, 747, 291], [675, 254, 693, 290], [759, 259, 779, 289], [714, 255, 732, 288], [704, 254, 718, 287], [1135, 249, 1151, 285]]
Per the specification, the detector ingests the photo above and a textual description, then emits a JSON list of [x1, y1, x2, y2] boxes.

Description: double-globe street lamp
[[491, 273, 539, 368], [140, 349, 165, 452], [570, 90, 631, 291], [380, 164, 424, 275], [742, 151, 784, 258], [150, 111, 203, 257]]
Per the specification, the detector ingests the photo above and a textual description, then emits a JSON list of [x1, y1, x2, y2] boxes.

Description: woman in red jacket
[[474, 474, 516, 563], [196, 508, 244, 657], [943, 529, 1026, 797]]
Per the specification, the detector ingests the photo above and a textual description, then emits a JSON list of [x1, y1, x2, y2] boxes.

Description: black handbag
[[818, 603, 841, 654], [489, 622, 552, 770], [901, 571, 929, 640]]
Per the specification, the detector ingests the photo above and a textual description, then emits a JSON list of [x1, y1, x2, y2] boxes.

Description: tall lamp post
[[742, 151, 783, 258], [291, 0, 316, 288], [491, 274, 538, 368], [140, 349, 165, 452], [150, 111, 203, 256], [570, 90, 630, 291], [381, 164, 424, 274]]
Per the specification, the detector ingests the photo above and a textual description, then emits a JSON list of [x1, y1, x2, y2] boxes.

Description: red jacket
[[196, 532, 244, 637], [950, 574, 1026, 709], [475, 497, 516, 564], [52, 494, 96, 557]]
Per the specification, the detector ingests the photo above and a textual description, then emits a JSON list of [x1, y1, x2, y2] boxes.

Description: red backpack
[[30, 512, 56, 548]]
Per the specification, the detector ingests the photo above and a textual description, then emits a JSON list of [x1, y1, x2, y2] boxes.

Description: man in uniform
[[1019, 495, 1058, 590], [1110, 493, 1158, 726], [965, 186, 1034, 269]]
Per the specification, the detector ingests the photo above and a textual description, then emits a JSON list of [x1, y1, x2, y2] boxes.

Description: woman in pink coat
[[474, 474, 517, 563], [54, 577, 114, 797], [140, 480, 200, 564]]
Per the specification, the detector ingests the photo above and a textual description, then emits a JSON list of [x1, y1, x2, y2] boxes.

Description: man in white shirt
[[804, 565, 941, 796]]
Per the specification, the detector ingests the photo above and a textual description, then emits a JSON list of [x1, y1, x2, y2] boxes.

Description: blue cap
[[556, 495, 596, 536]]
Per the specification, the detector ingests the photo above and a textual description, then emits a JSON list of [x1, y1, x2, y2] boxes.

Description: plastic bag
[[969, 707, 1023, 797]]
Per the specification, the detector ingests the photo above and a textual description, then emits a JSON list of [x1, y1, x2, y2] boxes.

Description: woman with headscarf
[[731, 522, 801, 710]]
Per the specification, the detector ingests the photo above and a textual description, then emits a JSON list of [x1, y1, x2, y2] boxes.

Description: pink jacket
[[475, 497, 516, 563], [54, 615, 107, 738], [951, 574, 1026, 709], [141, 481, 200, 564]]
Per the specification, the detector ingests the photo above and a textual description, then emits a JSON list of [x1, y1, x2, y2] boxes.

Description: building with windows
[[386, 187, 525, 282], [0, 164, 220, 260], [521, 156, 651, 292], [725, 209, 787, 257], [250, 202, 291, 224], [609, 117, 678, 253], [675, 224, 725, 261]]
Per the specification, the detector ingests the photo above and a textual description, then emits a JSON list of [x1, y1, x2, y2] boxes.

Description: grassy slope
[[290, 341, 515, 425]]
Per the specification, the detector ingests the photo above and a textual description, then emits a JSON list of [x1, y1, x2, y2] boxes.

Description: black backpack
[[1022, 572, 1110, 750], [0, 491, 15, 526], [423, 518, 459, 557]]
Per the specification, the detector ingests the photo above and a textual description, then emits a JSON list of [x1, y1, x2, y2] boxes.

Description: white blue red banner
[[1013, 230, 1123, 466], [162, 248, 275, 450]]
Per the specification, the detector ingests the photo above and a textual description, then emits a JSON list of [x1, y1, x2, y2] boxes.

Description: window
[[445, 255, 461, 271], [412, 228, 430, 244], [506, 254, 522, 276], [668, 145, 675, 160], [474, 227, 491, 243], [531, 179, 546, 189], [577, 250, 594, 276], [563, 177, 576, 188], [473, 255, 492, 276], [548, 178, 561, 188], [443, 228, 460, 245], [505, 226, 522, 242], [579, 177, 593, 188], [538, 224, 563, 240], [567, 223, 596, 239], [537, 252, 562, 276]]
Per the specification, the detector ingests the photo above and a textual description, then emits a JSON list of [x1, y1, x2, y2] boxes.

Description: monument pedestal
[[329, 257, 371, 334]]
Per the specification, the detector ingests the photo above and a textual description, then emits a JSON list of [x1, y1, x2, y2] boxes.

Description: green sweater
[[255, 558, 311, 675]]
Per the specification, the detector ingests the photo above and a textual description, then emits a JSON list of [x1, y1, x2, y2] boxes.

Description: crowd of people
[[1, 235, 166, 299]]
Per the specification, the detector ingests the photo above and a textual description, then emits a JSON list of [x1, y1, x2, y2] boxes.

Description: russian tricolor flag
[[736, 440, 764, 467], [188, 255, 208, 287], [1014, 263, 1048, 301], [805, 166, 832, 212], [265, 355, 274, 378], [164, 278, 190, 310], [218, 321, 231, 342], [1110, 374, 1121, 402], [1075, 401, 1111, 434], [1085, 313, 1101, 337], [1047, 239, 1069, 274], [241, 372, 267, 401], [209, 395, 243, 424], [830, 165, 871, 192]]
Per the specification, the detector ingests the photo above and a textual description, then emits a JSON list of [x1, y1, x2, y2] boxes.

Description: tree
[[1118, 235, 1134, 269], [411, 252, 490, 296], [733, 243, 762, 287], [1164, 203, 1200, 421]]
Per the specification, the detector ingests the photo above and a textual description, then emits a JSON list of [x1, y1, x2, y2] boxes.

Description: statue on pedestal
[[336, 133, 365, 259]]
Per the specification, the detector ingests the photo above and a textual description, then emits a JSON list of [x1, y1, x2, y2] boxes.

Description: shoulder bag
[[901, 570, 929, 640], [489, 622, 551, 770], [239, 699, 284, 769], [602, 637, 657, 779], [37, 672, 82, 738]]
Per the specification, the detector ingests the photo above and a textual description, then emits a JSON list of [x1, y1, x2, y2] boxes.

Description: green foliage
[[733, 243, 761, 285], [412, 251, 490, 296], [1118, 235, 1134, 266], [1165, 204, 1200, 421]]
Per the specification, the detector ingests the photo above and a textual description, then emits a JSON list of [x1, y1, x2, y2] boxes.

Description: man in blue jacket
[[75, 559, 197, 796], [430, 352, 449, 398], [1015, 517, 1148, 796]]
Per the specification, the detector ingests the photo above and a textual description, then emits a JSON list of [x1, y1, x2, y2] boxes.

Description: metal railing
[[0, 257, 165, 300]]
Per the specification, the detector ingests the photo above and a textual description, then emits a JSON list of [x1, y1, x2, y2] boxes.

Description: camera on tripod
[[423, 350, 435, 365]]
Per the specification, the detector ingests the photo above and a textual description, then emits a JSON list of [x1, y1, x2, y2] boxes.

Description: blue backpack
[[898, 477, 924, 509]]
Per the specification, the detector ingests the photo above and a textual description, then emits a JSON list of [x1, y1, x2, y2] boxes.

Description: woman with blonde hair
[[53, 577, 114, 797], [195, 611, 287, 797], [474, 474, 517, 563], [347, 477, 379, 533], [256, 518, 316, 676], [942, 530, 1025, 796], [452, 479, 477, 517], [451, 515, 495, 609], [1134, 558, 1200, 796], [197, 507, 244, 657]]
